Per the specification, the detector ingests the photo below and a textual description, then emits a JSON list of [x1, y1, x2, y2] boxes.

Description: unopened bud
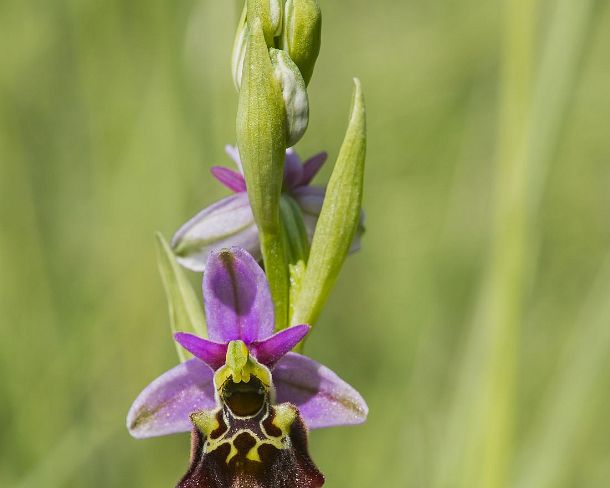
[[270, 48, 309, 147], [282, 0, 321, 85]]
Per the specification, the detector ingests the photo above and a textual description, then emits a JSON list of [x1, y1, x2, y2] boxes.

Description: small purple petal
[[225, 144, 243, 174], [174, 333, 229, 370], [250, 325, 310, 366], [283, 149, 304, 190], [292, 186, 364, 254], [127, 359, 216, 439], [274, 352, 368, 429], [204, 247, 275, 344], [299, 152, 328, 186], [210, 166, 247, 193], [291, 186, 325, 217], [171, 193, 259, 272], [292, 186, 325, 242]]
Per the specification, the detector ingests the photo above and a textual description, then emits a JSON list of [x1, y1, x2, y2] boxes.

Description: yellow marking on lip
[[191, 410, 220, 437], [271, 404, 297, 436], [225, 442, 239, 464], [195, 407, 295, 465], [246, 446, 262, 462]]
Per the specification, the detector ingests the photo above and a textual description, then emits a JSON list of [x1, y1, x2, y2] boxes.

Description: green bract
[[270, 48, 309, 147], [247, 0, 283, 46], [282, 0, 322, 85], [291, 79, 366, 327], [155, 233, 206, 362], [236, 18, 289, 330]]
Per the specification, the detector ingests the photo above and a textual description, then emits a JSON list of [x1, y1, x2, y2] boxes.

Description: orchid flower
[[127, 247, 367, 487], [171, 146, 363, 272]]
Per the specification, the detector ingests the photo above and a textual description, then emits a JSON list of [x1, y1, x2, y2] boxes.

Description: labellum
[[178, 341, 324, 488]]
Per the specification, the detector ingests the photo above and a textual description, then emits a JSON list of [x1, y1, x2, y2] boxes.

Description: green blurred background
[[1, 0, 609, 486]]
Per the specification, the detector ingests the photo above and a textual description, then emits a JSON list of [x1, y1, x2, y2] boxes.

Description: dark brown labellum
[[177, 399, 324, 488]]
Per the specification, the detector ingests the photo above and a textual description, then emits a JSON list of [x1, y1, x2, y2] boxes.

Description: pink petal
[[250, 325, 310, 367], [174, 333, 228, 370], [283, 148, 304, 190], [224, 144, 243, 174], [300, 152, 327, 186], [171, 193, 259, 272], [273, 352, 368, 429], [126, 359, 215, 439], [210, 166, 247, 193], [203, 247, 275, 344]]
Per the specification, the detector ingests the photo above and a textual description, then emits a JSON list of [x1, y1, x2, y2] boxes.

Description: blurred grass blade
[[291, 78, 366, 327], [524, 0, 596, 279], [513, 252, 610, 488], [155, 232, 206, 362], [435, 0, 536, 486]]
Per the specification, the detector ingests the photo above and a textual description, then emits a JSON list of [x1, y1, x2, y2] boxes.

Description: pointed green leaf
[[291, 79, 366, 327], [155, 232, 206, 362]]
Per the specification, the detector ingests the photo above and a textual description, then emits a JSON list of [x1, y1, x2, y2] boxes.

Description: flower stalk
[[237, 17, 290, 329]]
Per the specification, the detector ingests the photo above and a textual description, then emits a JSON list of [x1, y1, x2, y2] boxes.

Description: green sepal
[[231, 2, 249, 90], [247, 0, 283, 46], [270, 48, 309, 147], [280, 194, 310, 266], [290, 79, 366, 327], [282, 0, 322, 85], [236, 18, 289, 330], [154, 232, 207, 362]]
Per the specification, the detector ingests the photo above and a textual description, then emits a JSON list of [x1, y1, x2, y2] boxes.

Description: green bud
[[155, 232, 206, 362], [291, 79, 366, 327], [236, 18, 289, 329], [247, 0, 283, 46], [282, 0, 322, 85], [231, 3, 248, 90], [270, 48, 309, 147]]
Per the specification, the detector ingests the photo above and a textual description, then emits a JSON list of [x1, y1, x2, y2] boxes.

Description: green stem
[[260, 231, 289, 331]]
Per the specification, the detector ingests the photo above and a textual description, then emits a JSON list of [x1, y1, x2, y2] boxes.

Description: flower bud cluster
[[234, 0, 366, 330], [233, 0, 320, 147]]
